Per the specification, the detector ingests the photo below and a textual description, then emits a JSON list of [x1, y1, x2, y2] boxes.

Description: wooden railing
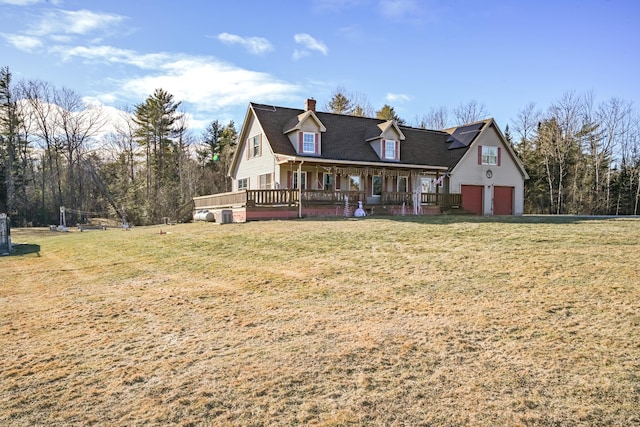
[[247, 189, 297, 206], [302, 190, 365, 204], [422, 192, 462, 208], [194, 190, 462, 209], [193, 191, 247, 209], [383, 192, 412, 204]]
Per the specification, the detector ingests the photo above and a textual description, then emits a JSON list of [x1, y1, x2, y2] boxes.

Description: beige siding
[[286, 119, 323, 154], [450, 125, 525, 215], [233, 116, 277, 190]]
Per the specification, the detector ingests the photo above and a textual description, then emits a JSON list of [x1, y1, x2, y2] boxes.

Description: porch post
[[298, 162, 303, 218]]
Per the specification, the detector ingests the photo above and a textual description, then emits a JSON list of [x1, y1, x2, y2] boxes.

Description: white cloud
[[293, 33, 329, 56], [292, 49, 310, 61], [28, 9, 126, 37], [56, 45, 170, 69], [0, 0, 45, 4], [52, 44, 302, 112], [2, 34, 43, 52], [217, 33, 273, 55], [386, 93, 411, 102], [379, 0, 420, 21], [121, 57, 301, 112]]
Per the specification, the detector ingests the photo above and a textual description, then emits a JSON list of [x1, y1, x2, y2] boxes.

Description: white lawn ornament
[[354, 201, 366, 217]]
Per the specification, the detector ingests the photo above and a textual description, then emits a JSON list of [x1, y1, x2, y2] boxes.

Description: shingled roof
[[249, 102, 486, 170]]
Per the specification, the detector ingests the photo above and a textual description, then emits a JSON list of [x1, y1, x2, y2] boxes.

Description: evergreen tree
[[327, 90, 353, 115], [376, 104, 405, 124], [196, 120, 237, 194], [133, 88, 184, 223], [0, 66, 26, 220]]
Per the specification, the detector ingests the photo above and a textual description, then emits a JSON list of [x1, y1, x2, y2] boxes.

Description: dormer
[[284, 98, 327, 156], [366, 120, 406, 161]]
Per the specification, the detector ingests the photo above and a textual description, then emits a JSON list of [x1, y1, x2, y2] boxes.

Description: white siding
[[232, 115, 278, 190], [450, 125, 525, 215]]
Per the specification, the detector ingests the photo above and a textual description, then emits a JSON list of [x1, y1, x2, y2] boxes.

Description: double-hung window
[[248, 135, 261, 159], [238, 178, 248, 190], [293, 172, 307, 189], [481, 146, 498, 165], [372, 175, 382, 196], [302, 132, 315, 154], [384, 140, 397, 160], [398, 176, 408, 193], [259, 173, 272, 189]]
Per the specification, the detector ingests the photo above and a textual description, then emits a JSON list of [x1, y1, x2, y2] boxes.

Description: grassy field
[[1, 216, 639, 426]]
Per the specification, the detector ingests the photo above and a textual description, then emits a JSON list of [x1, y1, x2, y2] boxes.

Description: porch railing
[[422, 192, 462, 208], [302, 190, 366, 204], [194, 191, 247, 209], [247, 189, 297, 206], [194, 190, 461, 209]]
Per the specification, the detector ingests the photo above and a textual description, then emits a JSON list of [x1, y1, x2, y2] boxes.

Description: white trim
[[273, 155, 447, 171]]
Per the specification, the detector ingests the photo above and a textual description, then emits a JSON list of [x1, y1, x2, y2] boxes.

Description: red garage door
[[461, 185, 483, 215], [494, 186, 514, 215]]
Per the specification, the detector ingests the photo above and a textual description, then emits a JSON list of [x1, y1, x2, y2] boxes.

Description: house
[[193, 99, 528, 221]]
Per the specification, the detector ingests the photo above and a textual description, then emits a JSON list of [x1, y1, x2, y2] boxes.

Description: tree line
[[2, 69, 639, 226], [0, 67, 236, 226]]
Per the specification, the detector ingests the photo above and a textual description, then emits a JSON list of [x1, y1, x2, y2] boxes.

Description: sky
[[1, 0, 639, 134]]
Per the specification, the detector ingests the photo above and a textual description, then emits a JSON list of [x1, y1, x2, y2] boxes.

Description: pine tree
[[375, 104, 405, 124], [133, 88, 184, 223]]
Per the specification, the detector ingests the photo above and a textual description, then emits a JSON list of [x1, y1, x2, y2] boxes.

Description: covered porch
[[193, 189, 462, 222], [195, 161, 463, 221]]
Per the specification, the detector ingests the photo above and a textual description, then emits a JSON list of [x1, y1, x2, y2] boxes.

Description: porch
[[193, 190, 462, 222]]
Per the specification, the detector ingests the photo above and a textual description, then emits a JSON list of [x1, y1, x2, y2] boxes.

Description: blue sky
[[1, 0, 638, 133]]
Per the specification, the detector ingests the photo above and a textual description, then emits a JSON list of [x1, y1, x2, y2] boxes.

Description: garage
[[493, 186, 514, 215], [461, 185, 483, 215]]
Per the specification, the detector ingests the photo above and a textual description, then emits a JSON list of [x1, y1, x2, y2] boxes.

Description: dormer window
[[303, 132, 316, 153], [297, 131, 319, 155], [384, 139, 399, 161]]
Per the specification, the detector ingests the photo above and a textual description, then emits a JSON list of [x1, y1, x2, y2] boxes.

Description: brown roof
[[250, 102, 484, 170]]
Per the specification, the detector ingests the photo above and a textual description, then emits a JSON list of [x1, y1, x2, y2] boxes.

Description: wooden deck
[[194, 190, 461, 210]]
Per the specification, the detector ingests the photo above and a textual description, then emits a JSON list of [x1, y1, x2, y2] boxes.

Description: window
[[293, 172, 307, 189], [372, 175, 382, 196], [259, 173, 272, 189], [323, 173, 333, 191], [384, 140, 397, 160], [248, 135, 261, 159], [303, 132, 315, 153], [238, 178, 248, 190], [481, 146, 498, 165], [348, 176, 360, 191], [398, 176, 408, 193]]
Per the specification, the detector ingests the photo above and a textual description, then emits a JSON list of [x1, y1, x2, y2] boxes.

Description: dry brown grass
[[1, 216, 639, 426]]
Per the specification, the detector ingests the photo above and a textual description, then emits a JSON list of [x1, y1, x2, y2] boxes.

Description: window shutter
[[287, 171, 292, 188], [298, 132, 303, 153], [259, 134, 262, 156], [335, 175, 341, 190], [478, 145, 483, 164], [246, 138, 250, 159], [497, 147, 501, 166], [395, 141, 399, 160], [315, 133, 319, 154]]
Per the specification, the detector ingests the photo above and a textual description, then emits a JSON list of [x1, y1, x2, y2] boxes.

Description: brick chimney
[[305, 98, 316, 112]]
